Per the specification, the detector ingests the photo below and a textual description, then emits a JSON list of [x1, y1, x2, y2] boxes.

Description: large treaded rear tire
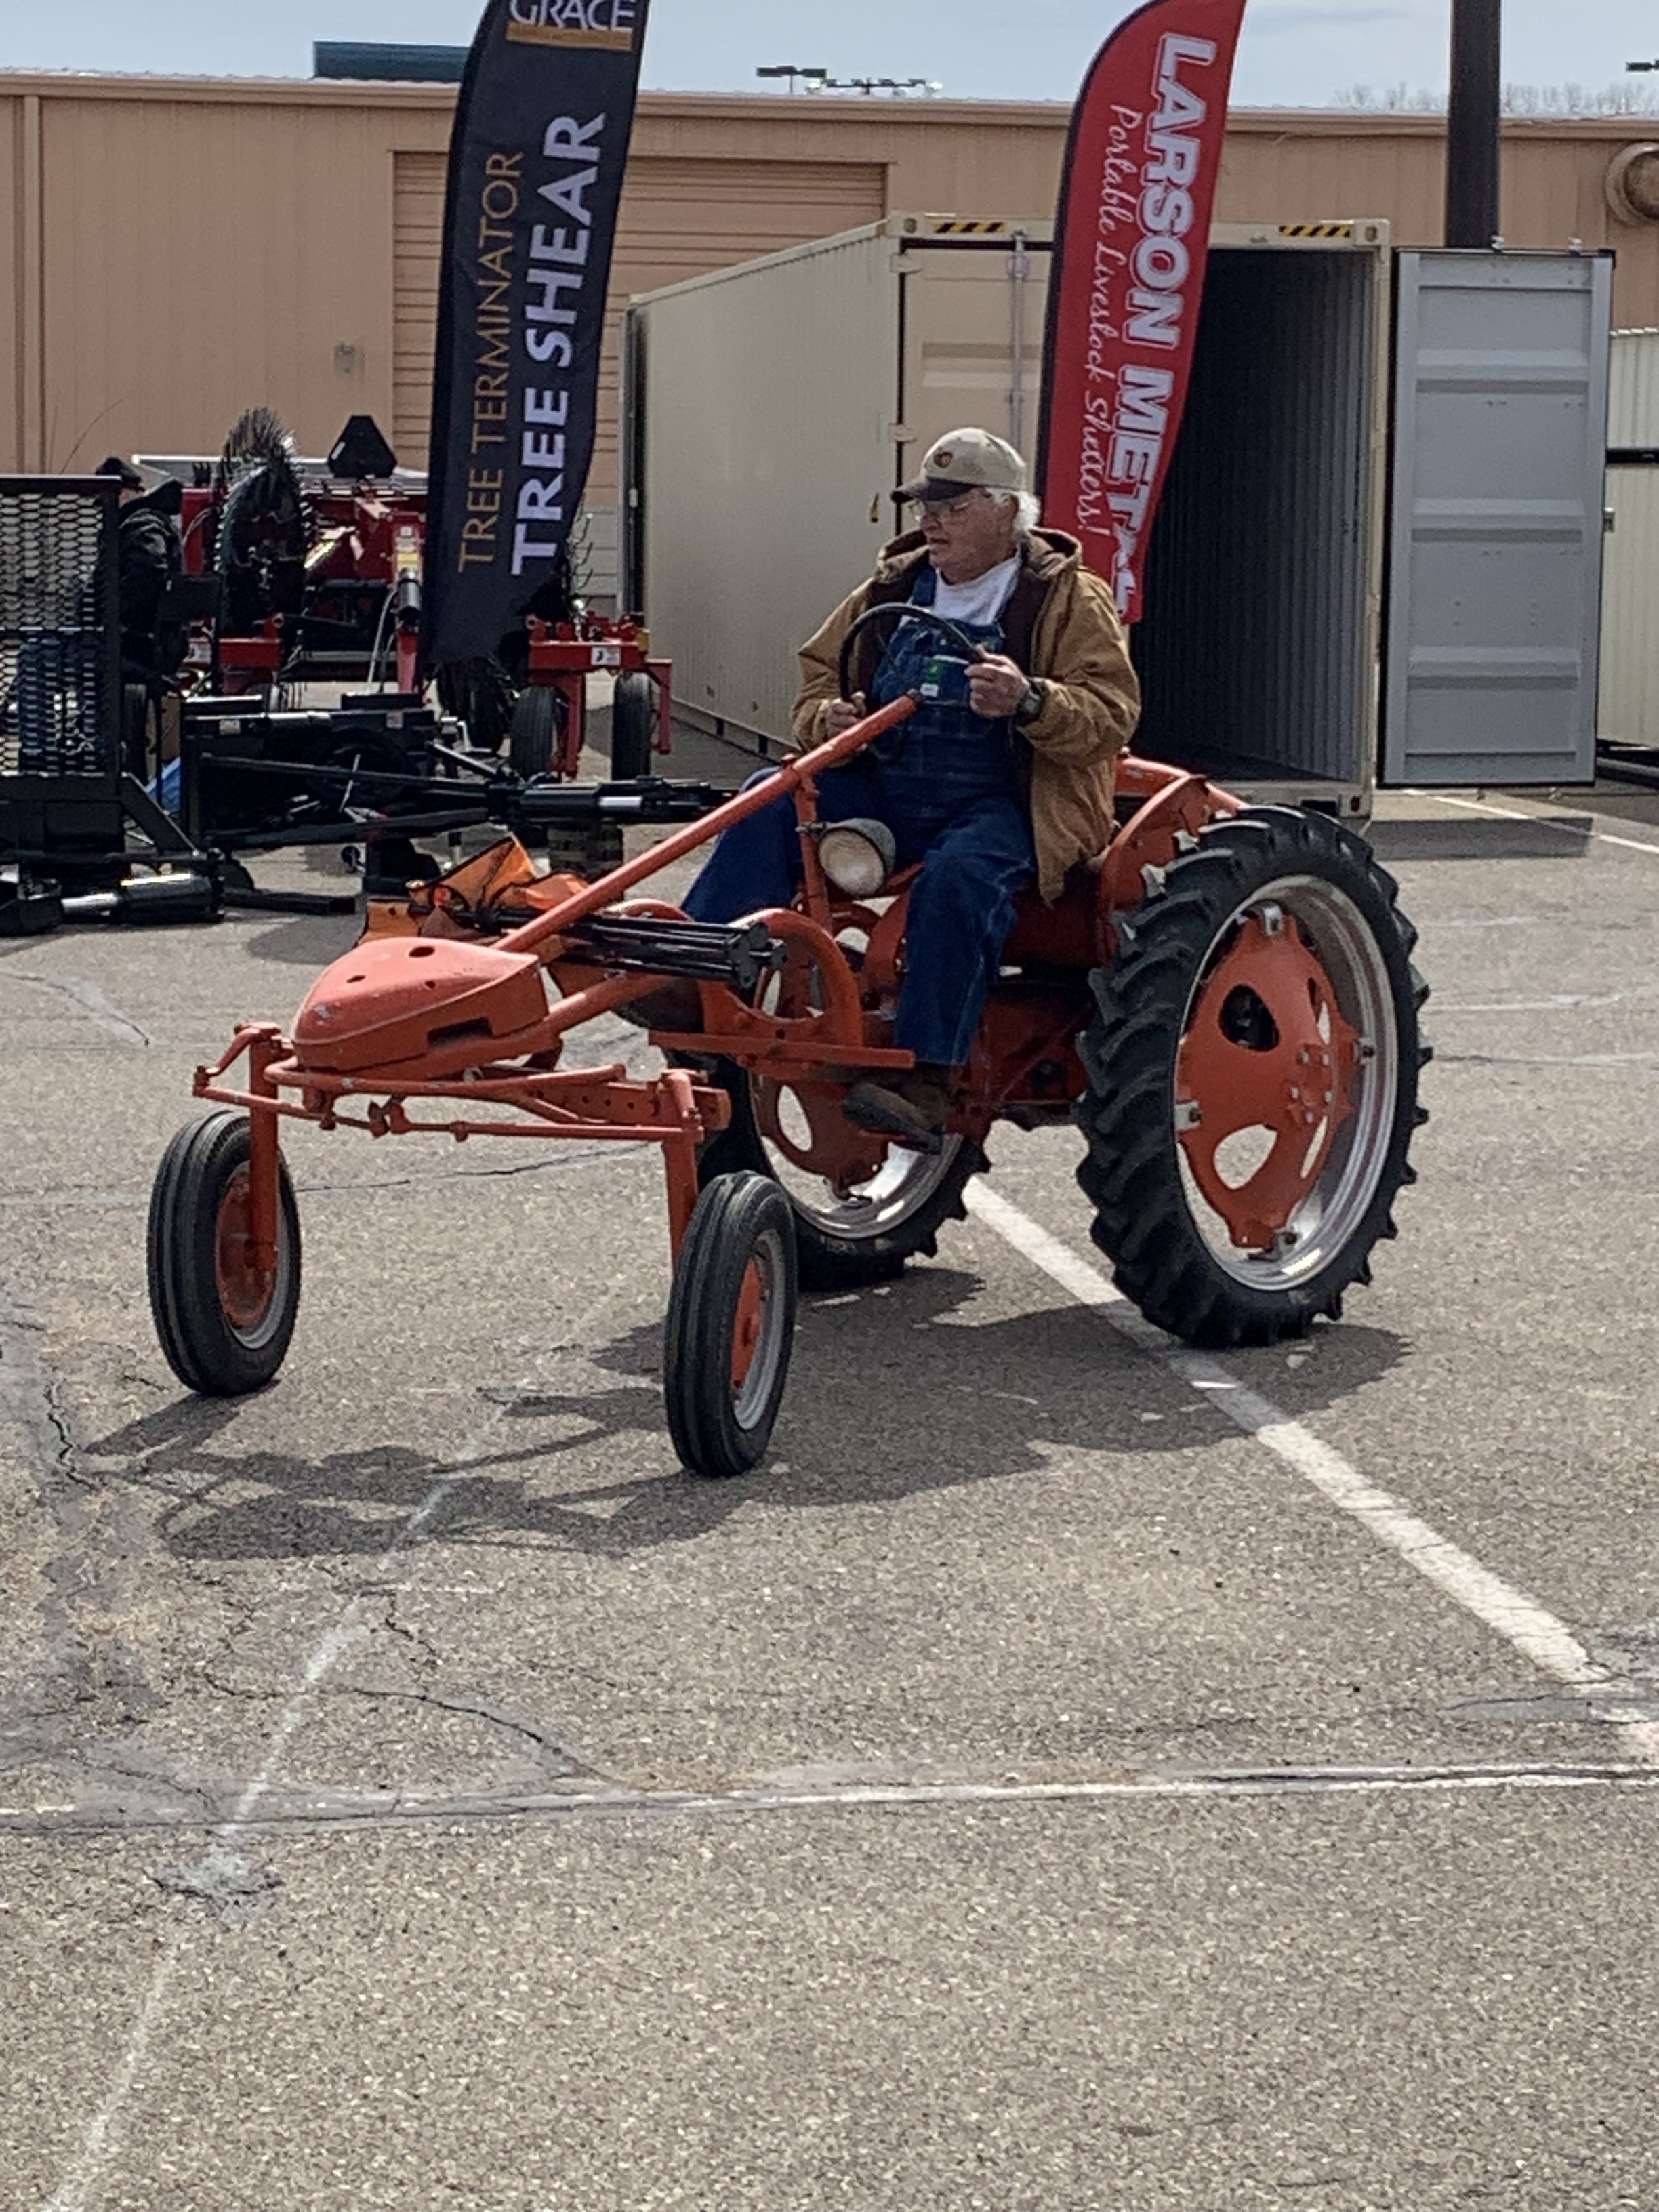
[[1076, 806, 1429, 1348]]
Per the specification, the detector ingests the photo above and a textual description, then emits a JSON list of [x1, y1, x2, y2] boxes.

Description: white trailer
[[1600, 329, 1659, 754], [623, 214, 1612, 813]]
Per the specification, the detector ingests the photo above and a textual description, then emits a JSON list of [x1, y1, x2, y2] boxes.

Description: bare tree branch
[[1333, 80, 1659, 117]]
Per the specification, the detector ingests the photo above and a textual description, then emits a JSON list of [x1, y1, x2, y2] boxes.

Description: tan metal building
[[4, 71, 1658, 487]]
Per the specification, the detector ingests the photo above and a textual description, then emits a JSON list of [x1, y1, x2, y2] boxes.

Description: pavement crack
[[377, 1592, 441, 1671], [1438, 1050, 1659, 1069], [10, 1758, 1659, 1837], [0, 1294, 82, 1489], [0, 968, 150, 1046], [291, 1146, 634, 1197], [0, 1284, 161, 1734], [199, 1664, 287, 1703], [327, 1681, 599, 1775]]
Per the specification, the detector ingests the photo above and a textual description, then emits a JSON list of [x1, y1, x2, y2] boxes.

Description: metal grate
[[0, 478, 121, 781]]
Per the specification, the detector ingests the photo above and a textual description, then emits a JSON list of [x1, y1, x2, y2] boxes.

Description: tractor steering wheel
[[834, 602, 988, 707]]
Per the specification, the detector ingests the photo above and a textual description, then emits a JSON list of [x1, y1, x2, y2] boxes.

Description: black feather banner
[[422, 0, 651, 672]]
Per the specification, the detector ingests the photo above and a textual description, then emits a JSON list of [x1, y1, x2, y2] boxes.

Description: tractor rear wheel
[[609, 670, 655, 780], [697, 1061, 984, 1292], [663, 1172, 798, 1478], [148, 1111, 302, 1394], [1076, 806, 1428, 1348]]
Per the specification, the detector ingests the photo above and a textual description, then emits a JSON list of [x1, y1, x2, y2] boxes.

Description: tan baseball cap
[[897, 426, 1027, 503]]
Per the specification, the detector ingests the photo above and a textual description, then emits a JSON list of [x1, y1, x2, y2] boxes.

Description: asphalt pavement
[[4, 772, 1659, 2209]]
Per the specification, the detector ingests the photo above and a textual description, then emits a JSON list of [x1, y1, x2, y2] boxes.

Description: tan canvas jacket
[[791, 528, 1141, 903]]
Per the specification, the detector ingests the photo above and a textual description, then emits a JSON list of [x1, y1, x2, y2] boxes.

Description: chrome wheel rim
[[759, 1105, 966, 1246], [1175, 874, 1400, 1293]]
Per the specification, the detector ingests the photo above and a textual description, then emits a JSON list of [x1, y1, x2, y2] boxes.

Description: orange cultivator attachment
[[150, 689, 922, 1477]]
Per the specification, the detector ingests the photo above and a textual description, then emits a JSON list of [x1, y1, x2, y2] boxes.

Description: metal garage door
[[1382, 250, 1612, 787], [391, 152, 886, 491]]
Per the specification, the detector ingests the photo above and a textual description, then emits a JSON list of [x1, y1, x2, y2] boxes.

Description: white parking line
[[966, 1183, 1659, 1769], [1427, 791, 1659, 861], [9, 1760, 1659, 1836]]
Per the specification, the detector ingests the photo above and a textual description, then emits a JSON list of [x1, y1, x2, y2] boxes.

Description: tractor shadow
[[238, 911, 362, 967], [91, 1266, 1408, 1565]]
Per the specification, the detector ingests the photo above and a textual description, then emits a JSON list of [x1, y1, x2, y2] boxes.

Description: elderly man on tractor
[[675, 426, 1141, 1148]]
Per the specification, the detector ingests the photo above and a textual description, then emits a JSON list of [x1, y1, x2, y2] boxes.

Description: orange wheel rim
[[215, 1166, 277, 1332], [1176, 912, 1361, 1252], [731, 1259, 764, 1393]]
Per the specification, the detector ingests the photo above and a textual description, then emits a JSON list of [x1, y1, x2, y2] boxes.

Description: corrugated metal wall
[[1600, 472, 1659, 747], [386, 153, 884, 487], [392, 151, 445, 467], [1608, 326, 1659, 446], [4, 74, 1659, 479], [1135, 247, 1380, 783], [1383, 253, 1610, 787], [640, 230, 900, 743], [1, 94, 29, 470], [1, 79, 450, 474], [1601, 329, 1659, 748]]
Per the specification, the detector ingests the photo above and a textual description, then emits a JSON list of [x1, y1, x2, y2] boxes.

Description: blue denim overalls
[[863, 563, 1021, 824], [683, 564, 1038, 1068]]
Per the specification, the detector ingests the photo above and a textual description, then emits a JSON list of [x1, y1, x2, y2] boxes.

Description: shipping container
[[625, 216, 1612, 808], [1600, 328, 1659, 752]]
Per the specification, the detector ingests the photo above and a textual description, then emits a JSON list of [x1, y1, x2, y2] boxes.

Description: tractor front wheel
[[1077, 806, 1429, 1348], [663, 1172, 798, 1478], [148, 1111, 302, 1394]]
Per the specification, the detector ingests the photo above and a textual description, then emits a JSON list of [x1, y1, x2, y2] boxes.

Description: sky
[[0, 0, 1653, 108]]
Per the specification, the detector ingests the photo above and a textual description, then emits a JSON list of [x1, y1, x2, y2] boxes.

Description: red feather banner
[[1038, 0, 1248, 621]]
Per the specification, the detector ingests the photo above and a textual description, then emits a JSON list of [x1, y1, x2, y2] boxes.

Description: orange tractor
[[148, 607, 1427, 1479]]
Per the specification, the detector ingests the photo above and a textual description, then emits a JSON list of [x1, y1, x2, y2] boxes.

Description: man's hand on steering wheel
[[967, 654, 1030, 720], [824, 691, 867, 738]]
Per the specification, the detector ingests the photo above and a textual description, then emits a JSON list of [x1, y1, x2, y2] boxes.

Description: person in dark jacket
[[96, 456, 187, 775]]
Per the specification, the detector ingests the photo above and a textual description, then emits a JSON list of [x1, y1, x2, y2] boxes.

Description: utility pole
[[1445, 0, 1502, 246]]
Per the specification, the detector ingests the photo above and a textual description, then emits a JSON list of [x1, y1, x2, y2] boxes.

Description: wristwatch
[[1012, 682, 1044, 728]]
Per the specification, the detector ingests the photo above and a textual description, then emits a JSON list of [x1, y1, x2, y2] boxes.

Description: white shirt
[[926, 554, 1021, 631]]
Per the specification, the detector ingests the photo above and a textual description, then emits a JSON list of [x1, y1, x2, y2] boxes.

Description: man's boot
[[842, 1062, 958, 1153]]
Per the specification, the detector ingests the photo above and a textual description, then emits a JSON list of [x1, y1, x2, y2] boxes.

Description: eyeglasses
[[909, 491, 985, 522]]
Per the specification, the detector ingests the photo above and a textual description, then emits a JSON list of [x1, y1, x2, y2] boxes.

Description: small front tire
[[508, 684, 564, 781], [148, 1111, 302, 1395], [663, 1172, 798, 1478], [610, 670, 655, 780]]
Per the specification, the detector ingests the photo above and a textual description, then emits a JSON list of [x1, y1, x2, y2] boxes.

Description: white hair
[[989, 487, 1042, 534]]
